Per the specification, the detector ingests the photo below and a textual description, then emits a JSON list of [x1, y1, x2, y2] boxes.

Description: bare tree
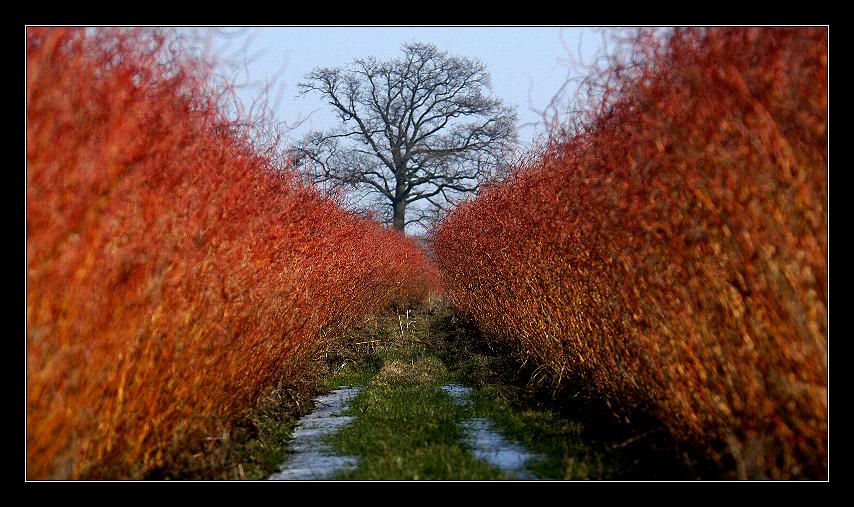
[[292, 42, 517, 232]]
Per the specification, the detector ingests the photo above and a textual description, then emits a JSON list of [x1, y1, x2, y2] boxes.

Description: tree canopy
[[292, 42, 517, 232]]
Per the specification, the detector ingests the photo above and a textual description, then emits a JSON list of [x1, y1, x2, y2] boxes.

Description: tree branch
[[295, 42, 517, 232]]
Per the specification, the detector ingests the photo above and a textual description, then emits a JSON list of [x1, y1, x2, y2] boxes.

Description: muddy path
[[270, 382, 544, 481], [263, 303, 722, 481]]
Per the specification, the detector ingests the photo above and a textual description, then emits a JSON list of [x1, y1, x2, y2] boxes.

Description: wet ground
[[268, 387, 362, 480], [270, 384, 544, 480]]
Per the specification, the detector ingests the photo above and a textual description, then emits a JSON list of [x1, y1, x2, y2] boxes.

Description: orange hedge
[[27, 28, 438, 479], [433, 28, 827, 479]]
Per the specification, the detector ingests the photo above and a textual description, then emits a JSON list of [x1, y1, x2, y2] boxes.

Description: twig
[[610, 431, 650, 449], [354, 340, 380, 345]]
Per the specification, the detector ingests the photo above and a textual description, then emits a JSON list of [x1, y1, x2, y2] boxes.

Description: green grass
[[323, 336, 512, 480], [329, 383, 510, 480]]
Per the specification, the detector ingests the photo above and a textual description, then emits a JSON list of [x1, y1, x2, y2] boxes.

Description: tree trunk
[[392, 199, 406, 232]]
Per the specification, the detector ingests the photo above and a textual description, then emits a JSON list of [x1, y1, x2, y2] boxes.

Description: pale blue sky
[[207, 27, 610, 151], [198, 26, 613, 234]]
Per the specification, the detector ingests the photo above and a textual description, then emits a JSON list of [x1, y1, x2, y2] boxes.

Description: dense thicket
[[27, 28, 439, 478], [433, 28, 827, 479]]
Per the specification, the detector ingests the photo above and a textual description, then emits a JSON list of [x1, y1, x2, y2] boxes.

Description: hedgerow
[[26, 27, 439, 479], [433, 27, 827, 479]]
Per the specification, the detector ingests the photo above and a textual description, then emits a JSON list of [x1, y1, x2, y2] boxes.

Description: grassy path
[[320, 329, 516, 480], [280, 302, 711, 480]]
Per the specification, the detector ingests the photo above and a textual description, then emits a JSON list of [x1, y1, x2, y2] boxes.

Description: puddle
[[440, 384, 473, 406], [461, 418, 544, 480], [268, 387, 362, 480], [441, 383, 545, 480], [271, 383, 545, 480]]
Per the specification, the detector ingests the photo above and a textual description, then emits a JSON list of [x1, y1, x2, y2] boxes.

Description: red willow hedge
[[433, 28, 827, 479], [26, 28, 439, 479]]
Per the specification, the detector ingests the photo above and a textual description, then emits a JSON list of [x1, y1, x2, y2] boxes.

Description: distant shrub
[[433, 27, 826, 479], [27, 27, 438, 479]]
